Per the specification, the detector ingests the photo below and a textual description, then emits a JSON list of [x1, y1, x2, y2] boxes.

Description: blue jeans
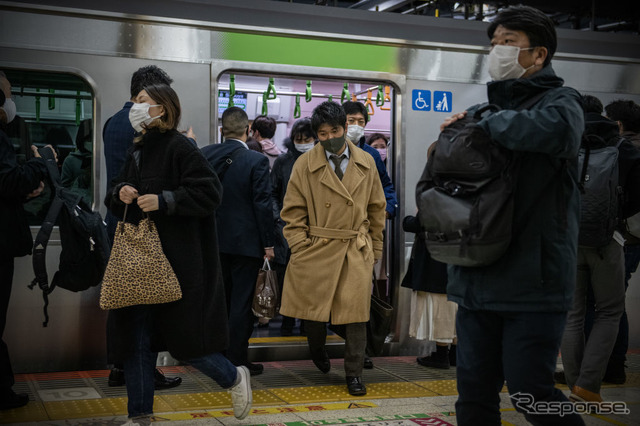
[[123, 305, 237, 417], [455, 307, 584, 426]]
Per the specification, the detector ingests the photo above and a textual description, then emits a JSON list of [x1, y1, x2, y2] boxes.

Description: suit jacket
[[103, 101, 135, 186], [202, 139, 274, 258]]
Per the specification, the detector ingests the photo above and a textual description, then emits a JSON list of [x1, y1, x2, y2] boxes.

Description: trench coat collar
[[307, 138, 372, 201]]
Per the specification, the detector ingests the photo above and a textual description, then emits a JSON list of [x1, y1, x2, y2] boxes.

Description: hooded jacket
[[438, 65, 584, 312]]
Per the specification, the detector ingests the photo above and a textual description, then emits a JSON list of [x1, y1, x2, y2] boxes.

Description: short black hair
[[251, 115, 277, 139], [290, 117, 315, 141], [342, 101, 369, 124], [581, 94, 603, 115], [221, 106, 249, 138], [311, 101, 346, 133], [487, 5, 557, 67], [130, 66, 173, 99], [605, 99, 640, 133]]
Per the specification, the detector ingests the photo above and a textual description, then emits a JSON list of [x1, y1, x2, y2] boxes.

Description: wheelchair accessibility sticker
[[412, 90, 431, 111], [434, 91, 453, 112]]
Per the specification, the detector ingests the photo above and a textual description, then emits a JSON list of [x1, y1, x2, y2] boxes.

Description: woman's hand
[[119, 185, 139, 204], [26, 181, 45, 199], [137, 194, 159, 212]]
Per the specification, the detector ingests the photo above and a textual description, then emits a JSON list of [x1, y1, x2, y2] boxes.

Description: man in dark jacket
[[561, 95, 640, 402], [0, 73, 48, 410], [202, 107, 275, 376], [598, 99, 640, 384], [429, 6, 585, 425]]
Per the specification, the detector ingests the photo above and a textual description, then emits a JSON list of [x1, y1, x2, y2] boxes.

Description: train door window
[[3, 69, 94, 225], [217, 72, 396, 339]]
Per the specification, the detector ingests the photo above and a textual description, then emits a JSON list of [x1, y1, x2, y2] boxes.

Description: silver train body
[[1, 0, 640, 373]]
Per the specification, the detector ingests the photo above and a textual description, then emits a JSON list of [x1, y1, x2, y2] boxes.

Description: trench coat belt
[[309, 225, 373, 262]]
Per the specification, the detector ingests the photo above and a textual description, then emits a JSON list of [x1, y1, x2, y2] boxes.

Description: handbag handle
[[262, 258, 271, 270], [118, 204, 152, 235]]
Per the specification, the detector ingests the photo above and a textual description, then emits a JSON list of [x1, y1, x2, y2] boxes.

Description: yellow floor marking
[[415, 380, 458, 396], [249, 335, 343, 344], [160, 392, 231, 411], [368, 382, 438, 398], [149, 401, 378, 421], [0, 401, 49, 424], [43, 398, 119, 420]]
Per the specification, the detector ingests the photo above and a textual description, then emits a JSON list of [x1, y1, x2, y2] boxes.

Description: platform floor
[[2, 353, 639, 425]]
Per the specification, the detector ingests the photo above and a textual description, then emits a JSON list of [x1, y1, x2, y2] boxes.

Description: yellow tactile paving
[[271, 384, 373, 403], [43, 398, 118, 420], [253, 389, 288, 405], [249, 335, 343, 344], [0, 401, 49, 424], [368, 381, 439, 398], [415, 380, 459, 396], [160, 392, 231, 410]]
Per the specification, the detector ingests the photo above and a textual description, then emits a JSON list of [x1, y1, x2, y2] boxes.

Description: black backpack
[[29, 147, 110, 327], [577, 134, 623, 248], [417, 93, 547, 267]]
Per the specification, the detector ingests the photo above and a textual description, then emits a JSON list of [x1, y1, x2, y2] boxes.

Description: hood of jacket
[[584, 112, 621, 146], [259, 138, 281, 156]]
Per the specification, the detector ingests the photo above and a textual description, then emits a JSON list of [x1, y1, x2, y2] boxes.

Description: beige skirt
[[409, 291, 457, 343]]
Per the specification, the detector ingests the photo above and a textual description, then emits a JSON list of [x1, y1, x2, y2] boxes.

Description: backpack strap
[[27, 146, 64, 327], [216, 147, 243, 183]]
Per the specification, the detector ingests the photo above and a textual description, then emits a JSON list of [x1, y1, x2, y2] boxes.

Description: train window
[[3, 69, 94, 225]]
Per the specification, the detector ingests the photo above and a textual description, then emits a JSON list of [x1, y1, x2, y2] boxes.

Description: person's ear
[[533, 46, 548, 66]]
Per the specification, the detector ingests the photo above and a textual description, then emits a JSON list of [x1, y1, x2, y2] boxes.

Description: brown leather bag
[[251, 259, 279, 320], [99, 206, 182, 310]]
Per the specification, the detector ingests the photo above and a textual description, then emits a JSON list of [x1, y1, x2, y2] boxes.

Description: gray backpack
[[577, 134, 623, 248]]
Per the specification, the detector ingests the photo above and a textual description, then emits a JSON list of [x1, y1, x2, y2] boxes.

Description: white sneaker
[[228, 365, 252, 420]]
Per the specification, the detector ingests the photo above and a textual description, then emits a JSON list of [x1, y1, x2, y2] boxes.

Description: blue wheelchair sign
[[434, 91, 452, 112], [412, 90, 431, 111]]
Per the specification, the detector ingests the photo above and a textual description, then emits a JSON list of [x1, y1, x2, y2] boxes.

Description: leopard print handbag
[[99, 206, 182, 310]]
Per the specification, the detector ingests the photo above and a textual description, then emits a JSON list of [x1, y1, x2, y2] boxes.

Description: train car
[[1, 0, 640, 374]]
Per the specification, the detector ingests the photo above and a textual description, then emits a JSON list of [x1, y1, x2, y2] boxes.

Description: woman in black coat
[[270, 118, 315, 335], [105, 84, 251, 421], [401, 214, 456, 369]]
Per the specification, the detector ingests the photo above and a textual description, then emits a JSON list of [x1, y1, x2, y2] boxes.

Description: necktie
[[330, 154, 346, 180]]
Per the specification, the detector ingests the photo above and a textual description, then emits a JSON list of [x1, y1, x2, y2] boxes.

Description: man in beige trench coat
[[279, 102, 386, 396]]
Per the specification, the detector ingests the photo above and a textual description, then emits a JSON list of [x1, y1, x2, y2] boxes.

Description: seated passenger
[[61, 119, 92, 204]]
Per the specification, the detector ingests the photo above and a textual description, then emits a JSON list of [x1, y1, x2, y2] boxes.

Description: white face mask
[[295, 141, 314, 153], [1, 97, 16, 124], [488, 45, 535, 81], [129, 102, 162, 133], [346, 124, 365, 143]]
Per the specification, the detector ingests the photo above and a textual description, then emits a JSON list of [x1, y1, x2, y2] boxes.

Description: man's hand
[[264, 247, 275, 261], [26, 181, 44, 199], [119, 185, 139, 204], [137, 194, 159, 212], [440, 111, 467, 132]]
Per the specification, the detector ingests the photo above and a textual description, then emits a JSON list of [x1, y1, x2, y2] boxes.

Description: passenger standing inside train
[[342, 101, 397, 219], [341, 101, 397, 369], [0, 73, 50, 410], [366, 133, 389, 165], [279, 101, 386, 396], [202, 107, 275, 377], [271, 118, 316, 336], [105, 84, 252, 422], [102, 65, 181, 390], [433, 6, 585, 425], [561, 95, 640, 402], [601, 99, 640, 384], [251, 114, 281, 169]]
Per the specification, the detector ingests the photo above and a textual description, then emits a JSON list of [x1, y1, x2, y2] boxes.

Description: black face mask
[[319, 134, 346, 154]]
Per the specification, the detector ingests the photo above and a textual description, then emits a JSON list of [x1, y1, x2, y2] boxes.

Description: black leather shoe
[[154, 369, 182, 390], [346, 376, 367, 396], [553, 370, 567, 385], [108, 367, 125, 387], [0, 390, 29, 410], [311, 349, 331, 373], [363, 356, 374, 369]]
